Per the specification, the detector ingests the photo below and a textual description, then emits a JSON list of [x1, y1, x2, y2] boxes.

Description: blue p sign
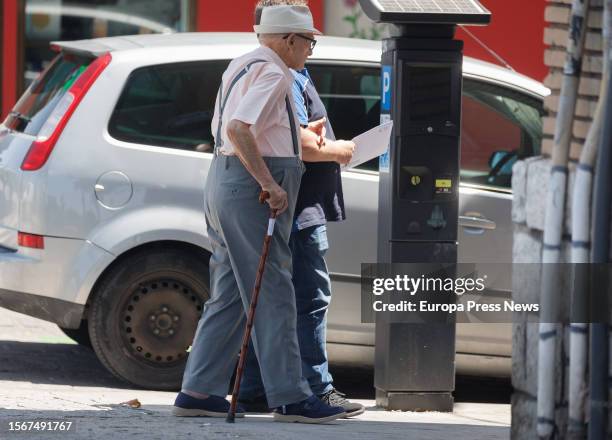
[[381, 66, 391, 112]]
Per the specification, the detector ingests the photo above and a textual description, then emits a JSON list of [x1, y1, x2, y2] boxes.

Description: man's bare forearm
[[227, 120, 276, 189], [302, 139, 340, 162], [300, 128, 353, 164], [301, 127, 334, 162]]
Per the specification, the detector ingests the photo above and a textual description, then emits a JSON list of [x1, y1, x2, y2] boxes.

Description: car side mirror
[[489, 151, 509, 170], [487, 150, 518, 187]]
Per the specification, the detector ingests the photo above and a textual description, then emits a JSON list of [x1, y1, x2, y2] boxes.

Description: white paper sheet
[[343, 121, 394, 169]]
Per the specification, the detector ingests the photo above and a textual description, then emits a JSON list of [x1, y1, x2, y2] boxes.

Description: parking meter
[[359, 0, 490, 411]]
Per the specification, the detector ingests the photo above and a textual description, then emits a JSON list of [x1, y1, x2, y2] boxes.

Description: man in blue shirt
[[239, 0, 364, 418]]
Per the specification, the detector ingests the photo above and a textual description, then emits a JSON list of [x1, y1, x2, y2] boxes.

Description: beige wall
[[542, 0, 604, 159]]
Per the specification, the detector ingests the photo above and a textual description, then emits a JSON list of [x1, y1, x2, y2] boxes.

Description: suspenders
[[214, 59, 265, 156], [285, 96, 299, 156], [214, 59, 299, 157]]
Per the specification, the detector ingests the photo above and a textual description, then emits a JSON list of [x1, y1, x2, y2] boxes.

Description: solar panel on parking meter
[[361, 0, 490, 24], [358, 0, 490, 412]]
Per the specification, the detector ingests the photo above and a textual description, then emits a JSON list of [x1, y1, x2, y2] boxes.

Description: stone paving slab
[[0, 308, 510, 439]]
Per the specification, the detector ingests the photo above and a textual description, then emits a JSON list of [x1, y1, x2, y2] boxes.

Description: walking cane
[[227, 191, 278, 423]]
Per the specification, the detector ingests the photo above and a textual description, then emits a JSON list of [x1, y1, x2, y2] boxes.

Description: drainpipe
[[609, 328, 612, 435], [569, 2, 612, 437], [588, 16, 612, 436], [538, 1, 591, 438]]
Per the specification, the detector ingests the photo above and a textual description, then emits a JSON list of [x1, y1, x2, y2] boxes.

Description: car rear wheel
[[88, 248, 209, 390]]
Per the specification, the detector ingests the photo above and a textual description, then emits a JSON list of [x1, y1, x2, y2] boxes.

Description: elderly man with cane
[[238, 0, 365, 418], [172, 5, 345, 424]]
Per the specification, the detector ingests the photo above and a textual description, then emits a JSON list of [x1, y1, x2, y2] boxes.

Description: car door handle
[[459, 215, 496, 230]]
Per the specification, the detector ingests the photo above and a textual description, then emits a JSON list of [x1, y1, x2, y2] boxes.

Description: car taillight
[[18, 232, 45, 249], [21, 52, 112, 171]]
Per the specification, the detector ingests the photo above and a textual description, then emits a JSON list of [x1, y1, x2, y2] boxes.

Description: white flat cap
[[254, 5, 322, 35]]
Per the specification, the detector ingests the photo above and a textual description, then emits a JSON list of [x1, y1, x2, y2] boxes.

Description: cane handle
[[259, 191, 270, 204], [259, 191, 279, 219]]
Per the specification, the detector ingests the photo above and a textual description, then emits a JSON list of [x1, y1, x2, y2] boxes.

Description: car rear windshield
[[4, 52, 93, 136]]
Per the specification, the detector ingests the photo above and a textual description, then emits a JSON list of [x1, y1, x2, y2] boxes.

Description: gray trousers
[[182, 155, 311, 408]]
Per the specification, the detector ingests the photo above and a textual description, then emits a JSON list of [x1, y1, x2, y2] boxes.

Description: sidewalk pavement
[[0, 308, 510, 440]]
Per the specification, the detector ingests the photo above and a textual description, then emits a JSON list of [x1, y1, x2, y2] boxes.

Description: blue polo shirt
[[292, 69, 311, 126], [291, 68, 346, 230]]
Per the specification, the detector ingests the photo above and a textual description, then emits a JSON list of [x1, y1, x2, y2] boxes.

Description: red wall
[[196, 0, 546, 82], [1, 0, 20, 119], [197, 0, 324, 33], [457, 0, 547, 81]]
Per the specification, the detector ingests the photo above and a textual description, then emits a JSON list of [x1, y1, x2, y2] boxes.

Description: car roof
[[52, 32, 550, 98]]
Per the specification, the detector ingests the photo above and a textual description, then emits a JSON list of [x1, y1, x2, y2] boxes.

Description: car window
[[307, 64, 544, 183], [461, 79, 543, 188], [109, 60, 229, 152], [307, 64, 382, 171], [5, 52, 93, 136]]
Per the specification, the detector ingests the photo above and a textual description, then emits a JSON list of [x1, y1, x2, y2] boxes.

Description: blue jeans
[[240, 224, 334, 400]]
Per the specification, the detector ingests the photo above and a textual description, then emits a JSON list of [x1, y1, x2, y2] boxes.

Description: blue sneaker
[[273, 395, 346, 424], [172, 392, 245, 418]]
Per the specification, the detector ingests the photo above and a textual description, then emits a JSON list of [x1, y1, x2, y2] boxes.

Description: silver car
[[0, 33, 549, 389]]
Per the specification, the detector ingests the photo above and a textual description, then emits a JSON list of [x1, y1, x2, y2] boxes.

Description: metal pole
[[539, 1, 591, 437], [569, 3, 612, 437], [588, 39, 612, 440]]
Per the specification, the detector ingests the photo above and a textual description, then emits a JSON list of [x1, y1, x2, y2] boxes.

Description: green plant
[[342, 3, 384, 40]]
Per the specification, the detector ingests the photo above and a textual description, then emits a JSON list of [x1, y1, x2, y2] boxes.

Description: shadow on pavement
[[0, 341, 126, 388], [0, 341, 510, 439], [0, 340, 512, 404], [330, 365, 512, 404]]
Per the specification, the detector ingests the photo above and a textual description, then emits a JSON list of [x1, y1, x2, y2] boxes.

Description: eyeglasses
[[284, 33, 317, 50]]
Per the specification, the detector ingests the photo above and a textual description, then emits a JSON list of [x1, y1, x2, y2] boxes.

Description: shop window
[[24, 0, 193, 86]]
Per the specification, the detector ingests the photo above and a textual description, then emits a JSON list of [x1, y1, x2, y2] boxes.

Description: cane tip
[[226, 413, 235, 423]]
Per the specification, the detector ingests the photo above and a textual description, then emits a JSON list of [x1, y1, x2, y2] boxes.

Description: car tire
[[88, 248, 209, 390], [58, 321, 92, 348]]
